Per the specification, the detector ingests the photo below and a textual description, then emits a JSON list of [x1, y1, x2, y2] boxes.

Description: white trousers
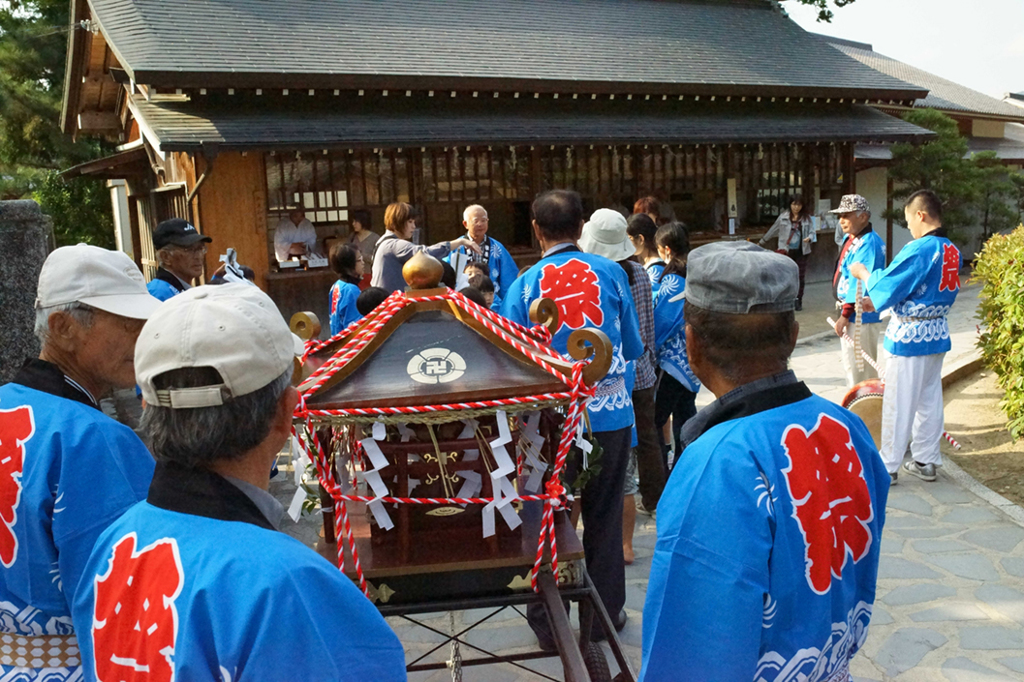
[[840, 321, 883, 387], [880, 353, 946, 473]]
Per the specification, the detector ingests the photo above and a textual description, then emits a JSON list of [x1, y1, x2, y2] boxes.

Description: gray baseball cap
[[685, 241, 799, 314]]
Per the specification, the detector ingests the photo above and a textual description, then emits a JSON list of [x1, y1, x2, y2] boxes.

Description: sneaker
[[636, 500, 656, 517], [902, 460, 937, 482], [795, 300, 803, 311], [889, 472, 898, 486]]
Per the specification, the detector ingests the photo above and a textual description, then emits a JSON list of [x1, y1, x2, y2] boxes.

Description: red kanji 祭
[[782, 414, 874, 595], [539, 259, 604, 330], [93, 534, 184, 682], [0, 406, 34, 568], [939, 243, 961, 292]]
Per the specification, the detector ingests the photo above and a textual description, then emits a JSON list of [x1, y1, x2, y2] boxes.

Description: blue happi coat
[[865, 231, 962, 356], [836, 229, 886, 324], [72, 465, 407, 682], [641, 384, 888, 681], [645, 260, 666, 298], [500, 246, 643, 432], [0, 371, 154, 679], [329, 279, 361, 335], [447, 235, 520, 300], [652, 272, 700, 392]]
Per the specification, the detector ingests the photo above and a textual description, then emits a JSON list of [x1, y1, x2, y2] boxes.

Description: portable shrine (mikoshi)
[[290, 252, 635, 681]]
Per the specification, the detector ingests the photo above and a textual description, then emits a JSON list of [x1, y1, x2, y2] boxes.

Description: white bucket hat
[[135, 284, 304, 408], [35, 243, 160, 319], [580, 209, 634, 262]]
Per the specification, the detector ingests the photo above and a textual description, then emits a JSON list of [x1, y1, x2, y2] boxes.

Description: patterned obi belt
[[593, 376, 626, 398], [0, 632, 79, 670]]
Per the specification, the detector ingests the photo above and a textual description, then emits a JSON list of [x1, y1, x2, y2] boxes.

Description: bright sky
[[786, 0, 1024, 100]]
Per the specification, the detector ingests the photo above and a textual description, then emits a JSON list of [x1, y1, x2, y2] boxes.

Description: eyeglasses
[[171, 243, 208, 255]]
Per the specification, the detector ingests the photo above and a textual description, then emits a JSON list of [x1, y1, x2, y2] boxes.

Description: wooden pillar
[[886, 175, 894, 263], [843, 143, 857, 195]]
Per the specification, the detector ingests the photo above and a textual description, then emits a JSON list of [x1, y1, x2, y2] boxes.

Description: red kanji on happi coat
[[539, 259, 603, 330], [93, 534, 184, 682], [939, 243, 961, 292], [330, 286, 340, 316], [781, 414, 874, 595], [0, 406, 34, 568]]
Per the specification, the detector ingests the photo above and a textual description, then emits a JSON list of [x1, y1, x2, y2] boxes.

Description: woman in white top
[[758, 193, 816, 310], [370, 202, 480, 294]]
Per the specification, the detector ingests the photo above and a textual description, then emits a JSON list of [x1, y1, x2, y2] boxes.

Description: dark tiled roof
[[856, 124, 1024, 162], [828, 41, 1024, 121], [129, 94, 933, 153], [90, 0, 923, 99]]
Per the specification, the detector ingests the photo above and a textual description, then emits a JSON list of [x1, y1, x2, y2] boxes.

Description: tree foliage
[[973, 151, 1019, 241], [0, 0, 113, 247], [780, 0, 857, 23]]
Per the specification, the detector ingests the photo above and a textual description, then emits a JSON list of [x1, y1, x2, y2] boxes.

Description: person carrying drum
[[831, 194, 886, 387], [640, 241, 889, 680], [849, 190, 961, 485]]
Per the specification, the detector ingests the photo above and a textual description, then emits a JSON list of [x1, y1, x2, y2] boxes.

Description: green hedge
[[975, 224, 1024, 439]]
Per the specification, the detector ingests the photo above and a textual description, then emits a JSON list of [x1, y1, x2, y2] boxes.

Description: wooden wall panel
[[194, 152, 270, 288]]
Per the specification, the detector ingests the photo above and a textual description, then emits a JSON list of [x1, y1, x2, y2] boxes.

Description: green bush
[[974, 224, 1024, 438]]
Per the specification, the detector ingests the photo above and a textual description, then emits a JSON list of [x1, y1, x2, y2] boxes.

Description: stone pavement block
[[958, 626, 1024, 650], [927, 484, 977, 505], [872, 627, 947, 677], [912, 539, 972, 554], [881, 583, 956, 607], [870, 607, 894, 626], [996, 656, 1024, 673], [962, 526, 1024, 553], [975, 585, 1024, 625], [465, 624, 546, 652], [624, 581, 648, 613], [877, 556, 942, 579], [885, 514, 931, 528], [461, 606, 524, 625], [887, 492, 933, 516], [909, 603, 989, 622], [941, 657, 1017, 681], [941, 507, 1000, 525], [889, 526, 961, 538], [880, 536, 905, 554], [927, 554, 1001, 581], [1000, 557, 1024, 578]]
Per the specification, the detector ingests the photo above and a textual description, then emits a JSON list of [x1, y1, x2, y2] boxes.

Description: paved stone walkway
[[275, 280, 1024, 681]]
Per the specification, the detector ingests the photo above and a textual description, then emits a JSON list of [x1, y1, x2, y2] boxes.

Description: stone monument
[[0, 200, 53, 383]]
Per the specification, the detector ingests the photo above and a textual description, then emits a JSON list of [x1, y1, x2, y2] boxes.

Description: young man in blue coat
[[849, 189, 962, 484], [501, 190, 643, 642], [641, 241, 889, 681], [71, 283, 406, 682], [0, 244, 159, 679]]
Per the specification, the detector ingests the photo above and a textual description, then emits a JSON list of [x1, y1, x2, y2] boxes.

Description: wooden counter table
[[265, 268, 337, 339]]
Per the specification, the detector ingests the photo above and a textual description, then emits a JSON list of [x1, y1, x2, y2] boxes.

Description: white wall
[[855, 166, 913, 259], [107, 179, 133, 257]]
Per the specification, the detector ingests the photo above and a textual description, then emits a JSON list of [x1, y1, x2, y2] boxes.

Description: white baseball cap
[[36, 243, 160, 319], [580, 209, 634, 262], [135, 283, 304, 408]]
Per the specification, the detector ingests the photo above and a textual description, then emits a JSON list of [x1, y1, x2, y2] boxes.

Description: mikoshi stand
[[290, 253, 636, 681]]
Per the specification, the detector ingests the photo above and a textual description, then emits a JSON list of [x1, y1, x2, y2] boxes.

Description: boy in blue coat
[[72, 284, 407, 681], [850, 189, 962, 484], [641, 241, 888, 681]]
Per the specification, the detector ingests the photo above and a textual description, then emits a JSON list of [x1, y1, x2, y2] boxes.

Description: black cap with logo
[[153, 218, 213, 250]]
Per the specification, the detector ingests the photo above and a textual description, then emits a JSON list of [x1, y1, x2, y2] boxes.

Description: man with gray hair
[[640, 241, 888, 680], [0, 244, 158, 679], [71, 284, 406, 680], [446, 204, 519, 300], [831, 194, 886, 387], [147, 217, 213, 301]]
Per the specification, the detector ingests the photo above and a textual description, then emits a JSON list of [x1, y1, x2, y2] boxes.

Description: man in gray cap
[[831, 194, 886, 387], [0, 244, 158, 679], [639, 242, 889, 681]]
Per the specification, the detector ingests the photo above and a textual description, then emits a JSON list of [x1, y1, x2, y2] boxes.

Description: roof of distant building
[[86, 0, 922, 100], [823, 37, 1024, 121]]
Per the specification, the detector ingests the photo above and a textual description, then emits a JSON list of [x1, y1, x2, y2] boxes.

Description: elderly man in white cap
[[71, 284, 406, 681], [0, 244, 159, 679], [640, 241, 888, 681], [580, 208, 663, 560]]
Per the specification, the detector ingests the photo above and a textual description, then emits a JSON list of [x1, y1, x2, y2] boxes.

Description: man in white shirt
[[273, 209, 319, 262]]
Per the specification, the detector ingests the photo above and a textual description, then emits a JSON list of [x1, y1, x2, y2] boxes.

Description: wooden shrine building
[[61, 0, 930, 328]]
